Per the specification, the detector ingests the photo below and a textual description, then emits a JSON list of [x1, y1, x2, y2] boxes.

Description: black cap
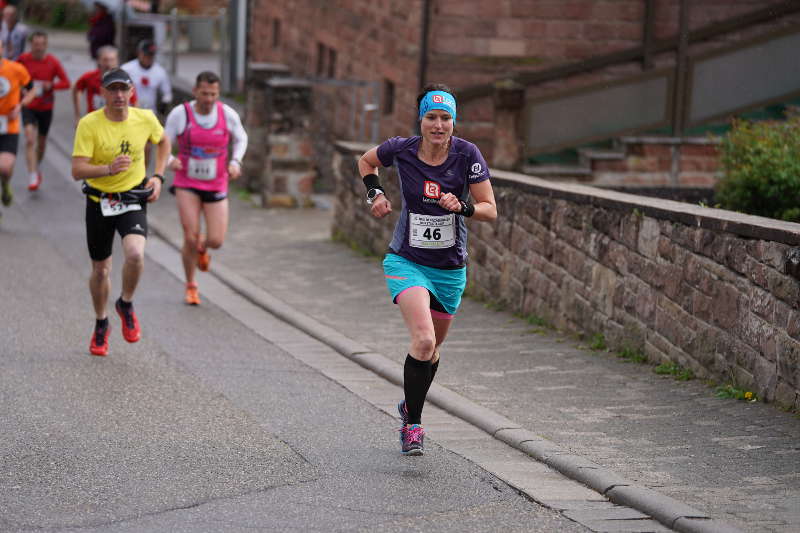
[[138, 39, 157, 55], [102, 68, 133, 88]]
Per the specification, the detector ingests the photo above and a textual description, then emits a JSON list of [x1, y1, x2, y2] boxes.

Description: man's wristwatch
[[152, 174, 165, 184], [366, 188, 385, 205]]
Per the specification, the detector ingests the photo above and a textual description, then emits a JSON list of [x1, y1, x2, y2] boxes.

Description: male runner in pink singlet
[[164, 71, 248, 305]]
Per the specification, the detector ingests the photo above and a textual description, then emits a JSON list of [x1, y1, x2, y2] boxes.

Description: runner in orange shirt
[[0, 38, 35, 214]]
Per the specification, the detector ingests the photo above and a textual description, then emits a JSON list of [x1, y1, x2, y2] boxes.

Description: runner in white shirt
[[164, 71, 248, 305], [122, 39, 172, 169], [121, 40, 172, 114]]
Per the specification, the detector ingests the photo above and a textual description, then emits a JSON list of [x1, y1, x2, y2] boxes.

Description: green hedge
[[716, 112, 800, 222], [24, 0, 88, 30]]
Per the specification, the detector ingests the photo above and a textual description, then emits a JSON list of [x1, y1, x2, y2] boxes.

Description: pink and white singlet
[[173, 101, 230, 192]]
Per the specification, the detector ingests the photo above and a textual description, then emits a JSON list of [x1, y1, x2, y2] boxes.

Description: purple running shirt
[[377, 135, 490, 269]]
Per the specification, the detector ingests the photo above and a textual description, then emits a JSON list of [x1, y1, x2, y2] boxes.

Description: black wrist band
[[362, 173, 382, 192], [153, 174, 165, 184], [460, 200, 475, 217]]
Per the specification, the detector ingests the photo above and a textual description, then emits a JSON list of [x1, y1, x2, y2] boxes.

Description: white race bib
[[409, 213, 455, 249], [0, 116, 7, 134], [100, 197, 142, 217], [33, 80, 45, 97], [187, 157, 217, 181]]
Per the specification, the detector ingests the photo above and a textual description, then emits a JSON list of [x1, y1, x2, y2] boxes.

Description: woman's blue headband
[[419, 90, 457, 123]]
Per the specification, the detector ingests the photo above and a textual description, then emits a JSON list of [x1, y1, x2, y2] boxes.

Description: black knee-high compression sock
[[404, 354, 432, 425], [418, 357, 440, 407]]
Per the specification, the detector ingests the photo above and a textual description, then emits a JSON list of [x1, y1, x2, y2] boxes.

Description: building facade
[[248, 0, 798, 175]]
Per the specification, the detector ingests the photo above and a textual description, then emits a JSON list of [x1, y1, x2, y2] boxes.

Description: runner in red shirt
[[72, 45, 137, 123], [17, 31, 70, 191]]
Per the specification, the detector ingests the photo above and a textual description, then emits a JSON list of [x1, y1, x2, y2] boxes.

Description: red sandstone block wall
[[176, 0, 221, 15], [249, 0, 793, 155]]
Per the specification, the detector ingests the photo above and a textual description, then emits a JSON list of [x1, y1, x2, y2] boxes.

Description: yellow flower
[[744, 391, 753, 400]]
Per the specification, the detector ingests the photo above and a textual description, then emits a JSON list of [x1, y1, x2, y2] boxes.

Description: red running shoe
[[89, 323, 110, 356], [197, 250, 211, 272], [184, 282, 201, 305], [115, 298, 141, 343], [28, 173, 42, 191]]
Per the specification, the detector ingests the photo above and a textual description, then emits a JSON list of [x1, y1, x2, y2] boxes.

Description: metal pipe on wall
[[671, 0, 690, 138], [170, 7, 178, 76]]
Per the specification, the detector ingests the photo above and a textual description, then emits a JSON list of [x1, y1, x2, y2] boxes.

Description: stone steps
[[525, 135, 722, 187]]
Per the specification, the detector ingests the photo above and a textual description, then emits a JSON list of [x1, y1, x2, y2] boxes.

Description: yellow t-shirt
[[72, 107, 164, 194]]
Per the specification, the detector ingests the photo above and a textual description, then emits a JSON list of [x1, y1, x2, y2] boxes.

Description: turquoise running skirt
[[382, 253, 467, 317]]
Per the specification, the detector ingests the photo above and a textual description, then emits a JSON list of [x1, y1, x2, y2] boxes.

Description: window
[[272, 19, 281, 48], [316, 42, 325, 76], [383, 80, 395, 115], [327, 48, 337, 79]]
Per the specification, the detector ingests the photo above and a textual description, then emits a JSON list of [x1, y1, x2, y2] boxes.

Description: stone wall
[[332, 141, 800, 411]]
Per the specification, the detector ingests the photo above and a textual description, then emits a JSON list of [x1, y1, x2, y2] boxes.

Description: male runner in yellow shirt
[[72, 68, 170, 356]]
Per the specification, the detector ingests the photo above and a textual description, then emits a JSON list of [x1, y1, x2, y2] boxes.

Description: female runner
[[357, 83, 497, 455]]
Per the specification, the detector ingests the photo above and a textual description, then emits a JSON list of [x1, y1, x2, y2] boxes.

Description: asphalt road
[[0, 51, 587, 533]]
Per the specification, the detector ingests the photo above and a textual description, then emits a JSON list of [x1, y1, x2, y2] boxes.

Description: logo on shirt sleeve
[[469, 162, 486, 181]]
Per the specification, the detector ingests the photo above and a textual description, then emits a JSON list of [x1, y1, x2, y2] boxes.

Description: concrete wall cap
[[248, 62, 291, 72], [335, 141, 375, 154], [491, 168, 800, 244], [266, 77, 313, 88]]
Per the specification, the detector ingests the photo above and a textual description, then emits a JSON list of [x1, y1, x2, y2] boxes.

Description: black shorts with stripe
[[85, 197, 148, 261]]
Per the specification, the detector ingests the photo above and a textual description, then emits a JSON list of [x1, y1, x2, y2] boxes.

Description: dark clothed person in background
[[87, 2, 115, 60]]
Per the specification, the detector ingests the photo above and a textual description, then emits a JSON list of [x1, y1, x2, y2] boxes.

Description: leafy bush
[[24, 0, 88, 30], [716, 112, 800, 222]]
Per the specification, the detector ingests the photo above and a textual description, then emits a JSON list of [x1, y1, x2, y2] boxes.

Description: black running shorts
[[22, 108, 53, 137], [85, 197, 148, 261], [172, 185, 228, 203], [0, 134, 19, 154]]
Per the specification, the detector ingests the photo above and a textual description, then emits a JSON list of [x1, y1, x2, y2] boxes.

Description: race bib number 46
[[409, 213, 455, 249]]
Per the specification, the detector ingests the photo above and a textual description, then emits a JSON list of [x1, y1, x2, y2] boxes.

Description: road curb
[[145, 213, 742, 533]]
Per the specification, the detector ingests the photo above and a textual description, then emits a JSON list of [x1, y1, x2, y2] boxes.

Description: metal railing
[[118, 7, 229, 91], [458, 0, 800, 106], [523, 25, 800, 157]]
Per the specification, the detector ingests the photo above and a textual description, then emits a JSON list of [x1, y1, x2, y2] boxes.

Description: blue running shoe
[[400, 424, 424, 456]]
